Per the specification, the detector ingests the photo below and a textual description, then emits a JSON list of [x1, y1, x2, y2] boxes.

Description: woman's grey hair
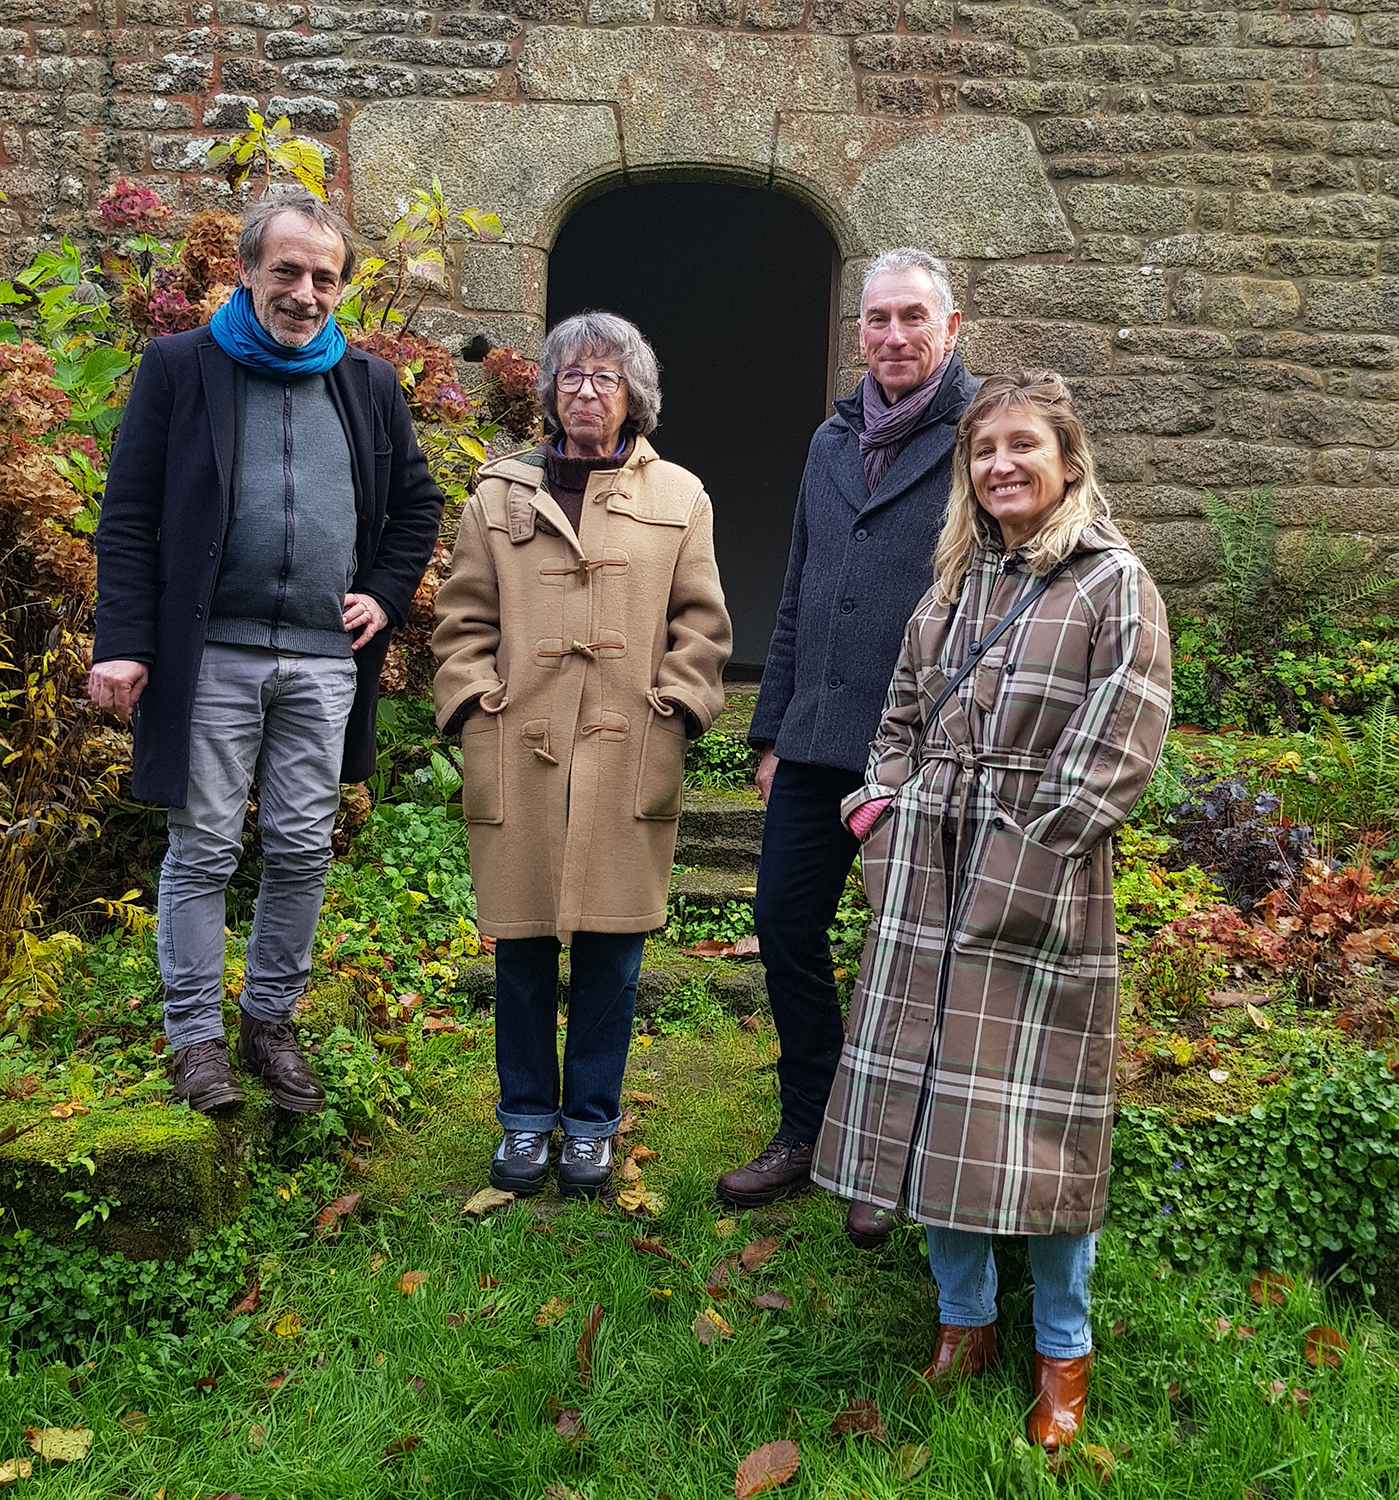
[[537, 310, 662, 438], [861, 247, 955, 321], [238, 189, 357, 281]]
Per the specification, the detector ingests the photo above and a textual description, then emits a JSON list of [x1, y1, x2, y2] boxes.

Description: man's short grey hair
[[238, 189, 356, 282], [861, 248, 955, 320], [537, 310, 662, 438]]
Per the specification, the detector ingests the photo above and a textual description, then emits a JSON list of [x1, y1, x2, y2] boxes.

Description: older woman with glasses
[[433, 311, 732, 1198]]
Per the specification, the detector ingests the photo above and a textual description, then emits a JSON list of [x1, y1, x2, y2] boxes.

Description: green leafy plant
[[206, 110, 328, 197], [1110, 1042, 1399, 1287], [684, 729, 756, 790], [1179, 486, 1399, 731]]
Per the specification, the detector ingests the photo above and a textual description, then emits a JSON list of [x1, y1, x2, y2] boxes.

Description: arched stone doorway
[[547, 182, 837, 671]]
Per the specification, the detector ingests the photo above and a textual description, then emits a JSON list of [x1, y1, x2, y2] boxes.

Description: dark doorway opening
[[547, 181, 837, 672]]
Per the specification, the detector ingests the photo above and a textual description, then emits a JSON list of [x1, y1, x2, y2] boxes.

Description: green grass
[[4, 1024, 1399, 1497]]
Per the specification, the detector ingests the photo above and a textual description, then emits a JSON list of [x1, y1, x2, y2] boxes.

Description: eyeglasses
[[558, 368, 625, 396]]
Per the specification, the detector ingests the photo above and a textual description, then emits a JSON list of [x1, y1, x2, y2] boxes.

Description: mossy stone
[[0, 1089, 277, 1261]]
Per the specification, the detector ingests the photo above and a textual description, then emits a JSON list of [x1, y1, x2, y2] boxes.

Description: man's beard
[[265, 299, 326, 348]]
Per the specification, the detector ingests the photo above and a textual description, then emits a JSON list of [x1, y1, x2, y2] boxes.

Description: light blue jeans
[[159, 644, 357, 1050], [925, 1227, 1097, 1359]]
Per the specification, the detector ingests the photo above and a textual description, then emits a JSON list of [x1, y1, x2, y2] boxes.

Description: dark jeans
[[755, 758, 863, 1144], [493, 930, 646, 1140]]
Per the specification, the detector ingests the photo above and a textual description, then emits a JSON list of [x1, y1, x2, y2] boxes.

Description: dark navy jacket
[[94, 326, 443, 807], [749, 353, 977, 775]]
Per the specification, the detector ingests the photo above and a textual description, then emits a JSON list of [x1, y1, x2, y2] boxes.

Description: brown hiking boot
[[237, 1010, 326, 1113], [716, 1136, 813, 1208], [168, 1037, 246, 1113], [846, 1198, 898, 1249]]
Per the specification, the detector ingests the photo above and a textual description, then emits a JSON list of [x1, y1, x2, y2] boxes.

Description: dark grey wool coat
[[748, 353, 978, 775], [93, 327, 443, 808]]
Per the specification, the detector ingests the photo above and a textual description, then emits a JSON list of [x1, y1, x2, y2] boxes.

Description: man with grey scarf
[[717, 249, 975, 1238]]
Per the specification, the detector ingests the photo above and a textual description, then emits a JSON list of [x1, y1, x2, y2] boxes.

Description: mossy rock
[[0, 1089, 277, 1261]]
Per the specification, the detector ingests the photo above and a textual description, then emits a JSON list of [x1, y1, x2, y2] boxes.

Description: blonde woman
[[812, 369, 1172, 1451]]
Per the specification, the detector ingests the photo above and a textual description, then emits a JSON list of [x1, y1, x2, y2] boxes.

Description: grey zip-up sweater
[[206, 369, 357, 656]]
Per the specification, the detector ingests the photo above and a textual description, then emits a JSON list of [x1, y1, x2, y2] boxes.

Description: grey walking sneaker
[[558, 1134, 614, 1199], [489, 1129, 552, 1195]]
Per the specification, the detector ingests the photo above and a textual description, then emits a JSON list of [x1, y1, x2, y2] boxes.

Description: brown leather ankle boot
[[237, 1010, 326, 1113], [1027, 1352, 1090, 1451], [715, 1136, 813, 1208], [845, 1199, 898, 1249], [918, 1323, 997, 1385], [168, 1037, 245, 1113]]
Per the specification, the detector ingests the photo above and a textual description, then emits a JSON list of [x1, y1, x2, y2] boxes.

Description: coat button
[[828, 676, 841, 689], [195, 605, 204, 619], [840, 599, 855, 614], [854, 528, 867, 540], [993, 816, 1006, 831], [208, 544, 218, 557]]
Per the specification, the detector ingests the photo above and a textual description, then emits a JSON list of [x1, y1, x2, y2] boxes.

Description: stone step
[[454, 951, 767, 1017], [676, 785, 765, 870], [669, 864, 759, 909]]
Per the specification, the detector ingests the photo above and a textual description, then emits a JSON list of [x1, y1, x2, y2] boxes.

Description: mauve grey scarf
[[858, 348, 954, 495]]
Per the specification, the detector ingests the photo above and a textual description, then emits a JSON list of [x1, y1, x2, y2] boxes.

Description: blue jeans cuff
[[939, 1315, 998, 1330], [1036, 1339, 1094, 1360], [239, 996, 297, 1025], [496, 1104, 561, 1133], [561, 1114, 621, 1140]]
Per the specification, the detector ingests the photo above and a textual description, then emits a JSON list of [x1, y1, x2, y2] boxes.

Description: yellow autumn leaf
[[24, 1427, 93, 1464], [461, 1187, 515, 1217], [397, 1270, 428, 1296], [535, 1296, 570, 1326], [615, 1186, 664, 1216], [692, 1306, 734, 1346], [1246, 1003, 1272, 1031], [0, 1458, 33, 1482], [273, 1312, 302, 1337]]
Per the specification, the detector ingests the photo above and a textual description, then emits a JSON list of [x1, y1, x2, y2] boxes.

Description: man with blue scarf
[[90, 190, 443, 1114]]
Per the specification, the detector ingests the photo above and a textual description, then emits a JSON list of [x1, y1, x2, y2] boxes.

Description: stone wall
[[4, 0, 1399, 599]]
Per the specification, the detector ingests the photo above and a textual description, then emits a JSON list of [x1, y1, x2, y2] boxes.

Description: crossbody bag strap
[[924, 557, 1073, 726]]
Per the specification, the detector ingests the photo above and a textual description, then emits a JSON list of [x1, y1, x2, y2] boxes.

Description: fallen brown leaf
[[544, 1487, 584, 1500], [831, 1397, 885, 1441], [230, 1280, 261, 1316], [734, 1438, 800, 1497], [620, 1157, 643, 1182], [264, 1370, 291, 1390], [739, 1235, 781, 1273], [730, 935, 761, 957], [738, 1015, 761, 1032], [247, 1422, 267, 1451], [627, 1144, 659, 1162], [0, 1458, 33, 1483], [577, 1302, 604, 1384], [1304, 1325, 1349, 1369], [751, 1291, 792, 1311], [707, 1256, 735, 1299], [460, 1187, 515, 1217], [693, 1306, 734, 1346], [314, 1191, 363, 1238], [554, 1408, 588, 1444], [1249, 1270, 1294, 1307], [895, 1443, 931, 1478], [632, 1235, 691, 1269], [369, 1251, 387, 1277], [118, 1410, 149, 1436], [1083, 1443, 1116, 1482], [397, 1270, 427, 1297], [195, 1375, 218, 1395], [378, 1435, 422, 1467]]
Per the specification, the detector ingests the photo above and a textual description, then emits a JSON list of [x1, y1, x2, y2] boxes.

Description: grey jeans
[[158, 643, 357, 1050]]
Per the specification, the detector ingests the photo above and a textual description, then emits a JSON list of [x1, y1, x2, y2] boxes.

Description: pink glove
[[847, 797, 892, 840]]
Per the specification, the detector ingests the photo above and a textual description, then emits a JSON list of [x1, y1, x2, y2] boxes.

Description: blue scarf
[[208, 285, 346, 377]]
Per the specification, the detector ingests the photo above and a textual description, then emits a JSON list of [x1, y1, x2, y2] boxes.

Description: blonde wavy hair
[[932, 368, 1111, 605]]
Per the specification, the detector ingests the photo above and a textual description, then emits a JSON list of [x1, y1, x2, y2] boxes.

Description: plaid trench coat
[[811, 521, 1172, 1236]]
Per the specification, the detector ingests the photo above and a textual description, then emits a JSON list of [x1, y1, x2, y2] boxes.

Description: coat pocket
[[458, 712, 504, 824], [955, 817, 1088, 967], [635, 704, 687, 820], [858, 811, 895, 914]]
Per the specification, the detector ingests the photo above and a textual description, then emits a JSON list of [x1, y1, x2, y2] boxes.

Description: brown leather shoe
[[237, 1010, 326, 1113], [1027, 1352, 1090, 1451], [846, 1199, 898, 1249], [169, 1037, 245, 1113], [917, 1323, 998, 1385], [716, 1136, 813, 1208]]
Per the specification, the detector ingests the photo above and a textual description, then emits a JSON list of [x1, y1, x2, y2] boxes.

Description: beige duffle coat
[[812, 522, 1172, 1236], [432, 438, 731, 942]]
